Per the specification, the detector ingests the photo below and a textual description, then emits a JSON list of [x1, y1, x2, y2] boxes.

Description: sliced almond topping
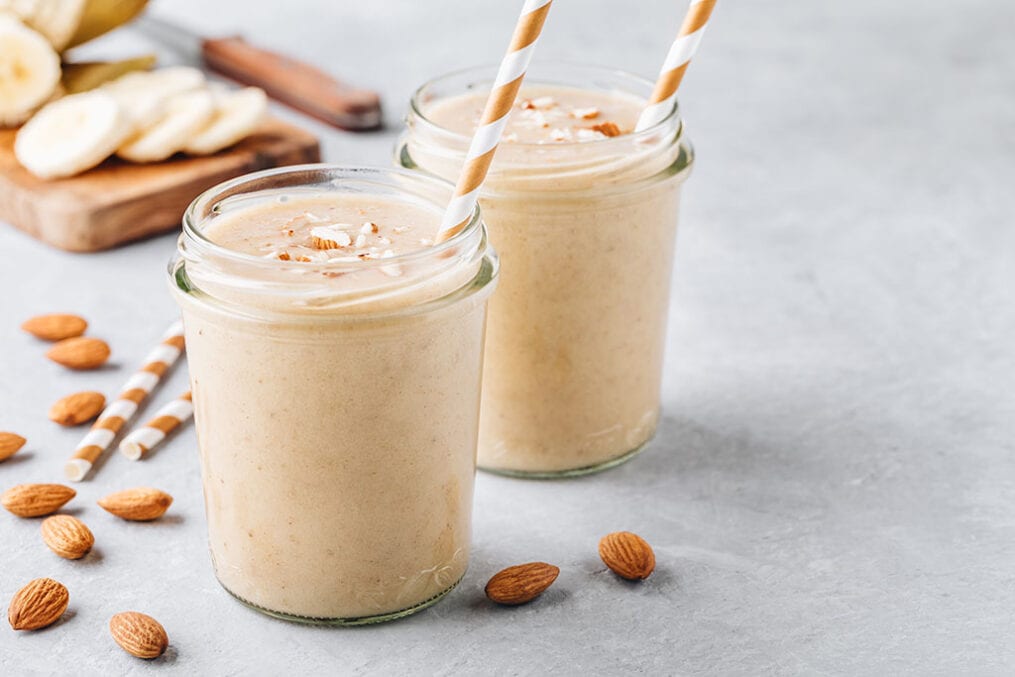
[[571, 106, 600, 120], [591, 121, 623, 137], [549, 128, 572, 142], [310, 226, 352, 250], [360, 221, 379, 234], [354, 234, 367, 248], [531, 96, 555, 108]]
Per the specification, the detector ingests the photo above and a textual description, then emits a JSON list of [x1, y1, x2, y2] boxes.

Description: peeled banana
[[0, 14, 62, 127]]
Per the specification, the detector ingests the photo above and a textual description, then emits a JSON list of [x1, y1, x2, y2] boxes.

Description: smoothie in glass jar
[[399, 64, 692, 477], [169, 165, 497, 624]]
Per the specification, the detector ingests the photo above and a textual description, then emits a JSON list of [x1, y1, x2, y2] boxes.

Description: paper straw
[[635, 0, 717, 132], [119, 391, 193, 461], [64, 321, 185, 482], [434, 0, 553, 244]]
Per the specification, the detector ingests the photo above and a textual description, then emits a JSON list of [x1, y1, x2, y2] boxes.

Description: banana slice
[[185, 87, 267, 155], [1, 0, 87, 50], [118, 89, 215, 163], [15, 90, 129, 179], [102, 66, 206, 128], [0, 15, 61, 127]]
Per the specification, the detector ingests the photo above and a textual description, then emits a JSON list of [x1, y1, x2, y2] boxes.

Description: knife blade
[[135, 14, 382, 131]]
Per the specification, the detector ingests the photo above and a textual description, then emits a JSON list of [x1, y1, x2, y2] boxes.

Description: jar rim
[[180, 163, 483, 272], [408, 61, 681, 149]]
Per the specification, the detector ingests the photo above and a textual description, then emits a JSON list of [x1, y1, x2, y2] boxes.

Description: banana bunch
[[1, 1, 269, 178]]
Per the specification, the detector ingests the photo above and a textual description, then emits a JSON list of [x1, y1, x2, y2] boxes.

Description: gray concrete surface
[[2, 0, 1014, 674]]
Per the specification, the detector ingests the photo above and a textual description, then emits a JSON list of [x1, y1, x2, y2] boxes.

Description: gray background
[[2, 0, 1014, 674]]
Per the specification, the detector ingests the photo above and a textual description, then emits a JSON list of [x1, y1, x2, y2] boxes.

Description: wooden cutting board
[[0, 117, 320, 252]]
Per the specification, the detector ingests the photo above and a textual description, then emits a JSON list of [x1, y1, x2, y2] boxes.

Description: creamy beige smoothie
[[400, 65, 692, 475], [169, 166, 496, 623]]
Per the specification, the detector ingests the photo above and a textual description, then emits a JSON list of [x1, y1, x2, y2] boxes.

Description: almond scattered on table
[[8, 578, 69, 631], [45, 336, 110, 370], [98, 487, 173, 522], [41, 514, 94, 560], [2, 483, 76, 517], [109, 611, 168, 659], [0, 432, 27, 461], [48, 391, 106, 426], [598, 531, 656, 580], [21, 313, 88, 341], [485, 562, 560, 605]]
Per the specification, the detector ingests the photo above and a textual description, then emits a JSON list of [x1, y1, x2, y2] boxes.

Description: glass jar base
[[217, 573, 464, 626], [478, 438, 651, 479]]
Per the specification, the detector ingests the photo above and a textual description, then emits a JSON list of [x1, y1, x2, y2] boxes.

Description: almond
[[41, 514, 94, 560], [598, 531, 656, 580], [0, 432, 27, 461], [98, 487, 173, 522], [2, 483, 76, 517], [45, 336, 110, 370], [484, 562, 560, 605], [48, 391, 106, 426], [8, 578, 69, 631], [110, 611, 168, 659], [21, 314, 88, 341]]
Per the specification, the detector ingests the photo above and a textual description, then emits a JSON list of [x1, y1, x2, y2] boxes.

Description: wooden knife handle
[[201, 36, 382, 131]]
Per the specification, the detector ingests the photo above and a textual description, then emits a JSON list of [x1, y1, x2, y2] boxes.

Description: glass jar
[[397, 63, 693, 477], [168, 165, 498, 624]]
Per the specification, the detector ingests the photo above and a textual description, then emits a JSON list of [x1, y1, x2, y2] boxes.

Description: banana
[[61, 54, 156, 95], [68, 0, 147, 49], [0, 0, 87, 50], [118, 89, 215, 163], [15, 90, 129, 179], [0, 14, 62, 127], [184, 87, 268, 156], [102, 66, 206, 128]]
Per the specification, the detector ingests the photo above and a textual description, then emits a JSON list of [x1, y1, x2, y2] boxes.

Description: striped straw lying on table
[[64, 321, 185, 482]]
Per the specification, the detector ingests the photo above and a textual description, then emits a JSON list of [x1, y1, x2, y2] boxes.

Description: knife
[[135, 14, 382, 131]]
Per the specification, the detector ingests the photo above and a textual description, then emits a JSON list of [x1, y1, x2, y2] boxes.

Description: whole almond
[[98, 488, 173, 522], [41, 514, 94, 560], [2, 483, 76, 517], [598, 531, 656, 580], [110, 611, 168, 659], [45, 337, 110, 370], [48, 391, 106, 426], [8, 578, 69, 631], [21, 314, 88, 341], [485, 562, 560, 605], [0, 432, 27, 461]]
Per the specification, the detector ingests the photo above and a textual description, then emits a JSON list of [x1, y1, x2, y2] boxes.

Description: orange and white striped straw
[[119, 391, 193, 461], [434, 0, 553, 244], [64, 321, 185, 482], [635, 0, 717, 132]]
